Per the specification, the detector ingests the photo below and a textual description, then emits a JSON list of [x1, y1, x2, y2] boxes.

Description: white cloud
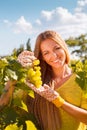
[[75, 7, 82, 12], [53, 7, 75, 24], [3, 19, 12, 26], [14, 16, 32, 34], [2, 0, 87, 40], [34, 3, 87, 39], [75, 0, 87, 12], [35, 19, 42, 25], [77, 0, 87, 6], [40, 7, 87, 26], [3, 20, 9, 24], [41, 10, 53, 21]]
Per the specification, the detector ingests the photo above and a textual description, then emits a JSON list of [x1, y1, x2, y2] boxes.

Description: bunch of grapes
[[27, 59, 42, 88]]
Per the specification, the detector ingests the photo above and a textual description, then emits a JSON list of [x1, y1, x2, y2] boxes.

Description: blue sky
[[0, 0, 87, 56]]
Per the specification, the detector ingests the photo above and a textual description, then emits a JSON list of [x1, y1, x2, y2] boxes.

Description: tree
[[26, 38, 32, 51], [65, 34, 87, 60]]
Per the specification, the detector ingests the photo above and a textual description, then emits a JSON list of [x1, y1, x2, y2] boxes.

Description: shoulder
[[58, 73, 82, 90]]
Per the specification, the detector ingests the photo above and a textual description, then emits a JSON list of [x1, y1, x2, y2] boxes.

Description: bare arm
[[61, 101, 87, 124]]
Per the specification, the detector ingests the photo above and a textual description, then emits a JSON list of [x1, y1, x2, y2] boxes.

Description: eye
[[55, 46, 61, 50], [42, 51, 49, 56]]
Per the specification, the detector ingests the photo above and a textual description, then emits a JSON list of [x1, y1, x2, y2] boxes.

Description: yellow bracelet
[[52, 96, 65, 108]]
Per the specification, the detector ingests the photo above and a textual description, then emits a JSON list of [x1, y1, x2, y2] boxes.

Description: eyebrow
[[42, 50, 48, 54], [41, 43, 61, 53]]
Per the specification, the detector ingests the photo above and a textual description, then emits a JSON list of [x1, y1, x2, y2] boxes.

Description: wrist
[[52, 96, 65, 108]]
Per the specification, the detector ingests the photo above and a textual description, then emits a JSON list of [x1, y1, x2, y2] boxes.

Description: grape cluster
[[27, 59, 42, 88]]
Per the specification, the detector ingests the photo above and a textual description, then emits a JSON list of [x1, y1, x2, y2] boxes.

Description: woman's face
[[40, 39, 66, 69]]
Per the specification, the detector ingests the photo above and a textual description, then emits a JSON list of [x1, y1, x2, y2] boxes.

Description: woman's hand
[[25, 79, 59, 102], [17, 50, 36, 67]]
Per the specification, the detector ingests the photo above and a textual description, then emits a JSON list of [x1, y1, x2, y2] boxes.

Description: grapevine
[[0, 52, 42, 129], [71, 59, 87, 93]]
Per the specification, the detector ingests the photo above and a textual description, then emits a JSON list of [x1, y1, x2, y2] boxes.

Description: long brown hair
[[34, 30, 70, 84]]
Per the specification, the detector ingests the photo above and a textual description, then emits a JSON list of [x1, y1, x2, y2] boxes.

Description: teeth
[[54, 60, 58, 63]]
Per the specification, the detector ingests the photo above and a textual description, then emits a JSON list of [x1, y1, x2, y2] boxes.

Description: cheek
[[42, 55, 51, 63], [58, 50, 66, 59], [43, 56, 49, 62]]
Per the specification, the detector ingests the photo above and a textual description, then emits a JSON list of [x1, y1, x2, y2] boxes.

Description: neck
[[52, 64, 71, 79], [51, 64, 72, 89]]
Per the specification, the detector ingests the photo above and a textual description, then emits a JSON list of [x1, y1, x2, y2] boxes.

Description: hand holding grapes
[[25, 80, 64, 107], [17, 50, 42, 88], [17, 50, 36, 67]]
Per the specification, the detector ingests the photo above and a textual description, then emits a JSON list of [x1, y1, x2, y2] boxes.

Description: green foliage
[[66, 34, 87, 46], [70, 59, 87, 93], [66, 38, 79, 46], [0, 55, 39, 130], [66, 34, 87, 60]]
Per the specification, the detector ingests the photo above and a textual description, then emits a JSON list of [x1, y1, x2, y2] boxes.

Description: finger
[[18, 58, 31, 63], [21, 58, 32, 63], [26, 79, 34, 87], [43, 84, 50, 89], [17, 53, 36, 67], [19, 50, 34, 56], [17, 51, 34, 61], [27, 55, 36, 61], [17, 57, 33, 67], [23, 63, 32, 67], [25, 80, 37, 93]]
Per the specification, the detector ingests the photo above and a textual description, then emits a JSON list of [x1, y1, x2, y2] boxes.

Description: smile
[[53, 59, 59, 63]]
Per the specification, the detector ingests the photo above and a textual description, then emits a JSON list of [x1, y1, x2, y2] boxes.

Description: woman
[[18, 30, 87, 130]]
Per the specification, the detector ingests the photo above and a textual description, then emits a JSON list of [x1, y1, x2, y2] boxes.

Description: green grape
[[27, 59, 42, 88], [35, 70, 41, 77], [34, 66, 41, 71], [33, 59, 40, 66], [28, 68, 36, 77], [34, 80, 42, 88], [32, 76, 41, 81]]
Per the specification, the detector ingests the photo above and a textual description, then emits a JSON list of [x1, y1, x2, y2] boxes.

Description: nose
[[50, 52, 57, 60]]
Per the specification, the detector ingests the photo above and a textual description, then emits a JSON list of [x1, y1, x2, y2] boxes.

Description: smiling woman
[[18, 30, 87, 130]]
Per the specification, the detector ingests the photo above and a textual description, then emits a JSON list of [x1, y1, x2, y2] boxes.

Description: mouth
[[52, 59, 59, 63]]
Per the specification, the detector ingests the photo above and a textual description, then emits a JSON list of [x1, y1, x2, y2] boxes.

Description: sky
[[0, 0, 87, 56]]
